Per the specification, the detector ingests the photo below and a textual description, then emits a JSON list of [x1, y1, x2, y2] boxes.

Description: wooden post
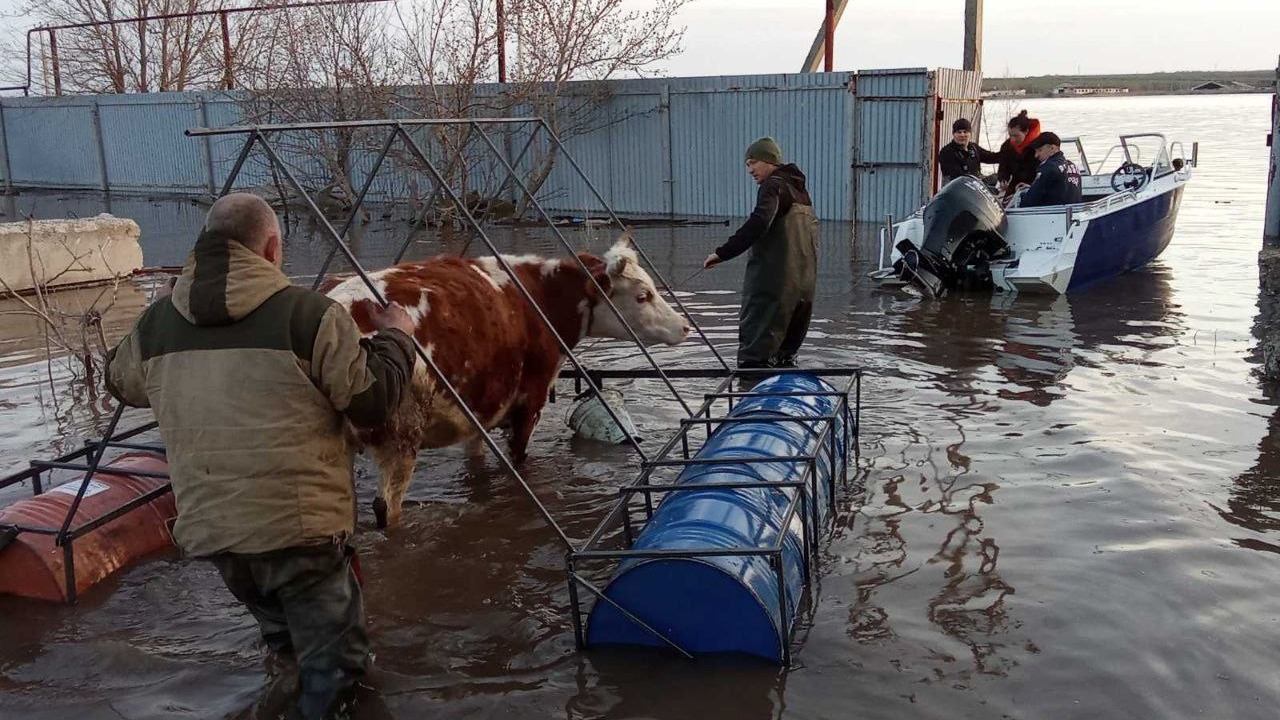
[[92, 98, 109, 192], [1266, 55, 1280, 244], [497, 0, 507, 83], [963, 0, 983, 75]]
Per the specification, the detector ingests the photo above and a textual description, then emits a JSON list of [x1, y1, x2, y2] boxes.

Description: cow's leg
[[465, 436, 486, 461], [373, 451, 417, 529], [506, 400, 544, 464]]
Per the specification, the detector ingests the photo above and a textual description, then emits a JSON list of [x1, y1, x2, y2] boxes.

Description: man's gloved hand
[[703, 253, 722, 269]]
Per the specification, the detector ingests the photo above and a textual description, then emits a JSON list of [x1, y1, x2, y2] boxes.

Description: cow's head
[[584, 236, 690, 346]]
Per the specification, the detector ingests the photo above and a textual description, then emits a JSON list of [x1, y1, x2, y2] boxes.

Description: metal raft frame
[[0, 407, 169, 603], [1, 115, 865, 667], [564, 367, 861, 664]]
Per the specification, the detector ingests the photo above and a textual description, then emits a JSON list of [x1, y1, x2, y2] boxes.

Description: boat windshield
[[1121, 133, 1173, 175]]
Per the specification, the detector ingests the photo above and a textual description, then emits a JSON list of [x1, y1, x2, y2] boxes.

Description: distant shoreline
[[983, 88, 1272, 100], [982, 69, 1275, 98]]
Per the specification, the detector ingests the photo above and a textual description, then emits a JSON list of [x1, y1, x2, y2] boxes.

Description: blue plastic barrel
[[586, 373, 845, 662]]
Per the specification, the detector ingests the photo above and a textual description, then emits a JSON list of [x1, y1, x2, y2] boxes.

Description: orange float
[[0, 452, 175, 602]]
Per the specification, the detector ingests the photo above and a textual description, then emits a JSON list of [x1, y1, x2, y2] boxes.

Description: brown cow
[[326, 237, 690, 527]]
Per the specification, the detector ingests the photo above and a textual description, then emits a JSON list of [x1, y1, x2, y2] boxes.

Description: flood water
[[1, 93, 1278, 719]]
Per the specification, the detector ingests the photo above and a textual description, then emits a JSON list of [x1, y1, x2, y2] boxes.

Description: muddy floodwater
[[1, 94, 1278, 719]]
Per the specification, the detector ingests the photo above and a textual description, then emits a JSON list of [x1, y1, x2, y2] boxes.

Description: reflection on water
[[890, 266, 1184, 407], [2, 93, 1279, 720], [1218, 395, 1280, 554]]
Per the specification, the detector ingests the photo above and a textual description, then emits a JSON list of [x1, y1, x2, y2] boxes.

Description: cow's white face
[[588, 238, 690, 346]]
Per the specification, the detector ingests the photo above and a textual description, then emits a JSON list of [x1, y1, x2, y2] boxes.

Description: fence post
[[0, 101, 13, 194], [199, 97, 217, 195], [660, 84, 674, 218], [92, 98, 110, 192]]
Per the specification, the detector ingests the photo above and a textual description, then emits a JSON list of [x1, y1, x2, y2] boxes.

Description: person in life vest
[[1020, 132, 1084, 208], [997, 110, 1042, 199], [937, 118, 1000, 187], [702, 137, 818, 370]]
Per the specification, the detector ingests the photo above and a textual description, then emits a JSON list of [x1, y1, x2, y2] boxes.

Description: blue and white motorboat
[[869, 133, 1195, 296]]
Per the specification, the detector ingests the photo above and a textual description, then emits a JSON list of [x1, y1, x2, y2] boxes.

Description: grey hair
[[204, 193, 280, 251]]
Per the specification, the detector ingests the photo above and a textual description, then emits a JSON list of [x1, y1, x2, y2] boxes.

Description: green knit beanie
[[745, 137, 783, 165]]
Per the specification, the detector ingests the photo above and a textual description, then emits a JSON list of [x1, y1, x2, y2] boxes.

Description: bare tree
[[235, 1, 404, 220], [8, 0, 265, 93], [233, 0, 690, 225], [500, 0, 691, 213]]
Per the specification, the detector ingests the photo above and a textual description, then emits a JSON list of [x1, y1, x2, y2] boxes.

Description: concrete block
[[0, 214, 143, 295]]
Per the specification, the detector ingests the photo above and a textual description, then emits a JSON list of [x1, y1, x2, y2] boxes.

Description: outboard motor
[[894, 176, 1011, 297]]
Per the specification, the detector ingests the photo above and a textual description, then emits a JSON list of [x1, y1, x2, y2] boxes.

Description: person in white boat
[[937, 118, 1000, 187], [1019, 132, 1083, 208]]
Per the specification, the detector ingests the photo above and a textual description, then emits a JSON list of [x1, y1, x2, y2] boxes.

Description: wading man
[[703, 137, 819, 370], [105, 193, 416, 720]]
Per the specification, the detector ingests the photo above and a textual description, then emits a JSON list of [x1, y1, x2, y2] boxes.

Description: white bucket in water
[[567, 388, 641, 444]]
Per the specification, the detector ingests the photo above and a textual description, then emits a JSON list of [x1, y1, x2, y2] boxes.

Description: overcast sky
[[666, 0, 1279, 77], [3, 0, 1277, 84]]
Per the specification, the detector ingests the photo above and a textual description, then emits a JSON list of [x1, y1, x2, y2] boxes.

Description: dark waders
[[737, 204, 819, 368]]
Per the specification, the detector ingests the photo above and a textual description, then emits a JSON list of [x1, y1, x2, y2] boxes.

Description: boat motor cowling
[[894, 177, 1011, 296]]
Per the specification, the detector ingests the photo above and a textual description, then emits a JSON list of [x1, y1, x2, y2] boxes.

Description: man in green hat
[[704, 137, 818, 369]]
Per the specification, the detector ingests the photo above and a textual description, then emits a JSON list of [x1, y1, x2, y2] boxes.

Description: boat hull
[[1066, 184, 1184, 292]]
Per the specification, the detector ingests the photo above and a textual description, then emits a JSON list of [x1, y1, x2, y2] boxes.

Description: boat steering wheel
[[1110, 162, 1149, 193]]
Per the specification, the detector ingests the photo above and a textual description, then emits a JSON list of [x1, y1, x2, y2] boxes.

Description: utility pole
[[963, 0, 983, 75]]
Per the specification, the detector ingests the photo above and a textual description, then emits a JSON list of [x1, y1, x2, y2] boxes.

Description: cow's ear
[[587, 261, 613, 300], [606, 239, 638, 278]]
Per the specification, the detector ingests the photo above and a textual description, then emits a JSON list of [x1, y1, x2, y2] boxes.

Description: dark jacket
[[715, 164, 813, 262], [1021, 151, 1083, 208], [937, 140, 1000, 185], [105, 231, 416, 556], [996, 118, 1043, 191]]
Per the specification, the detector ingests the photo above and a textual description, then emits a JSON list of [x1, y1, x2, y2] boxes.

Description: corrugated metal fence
[[0, 69, 979, 222]]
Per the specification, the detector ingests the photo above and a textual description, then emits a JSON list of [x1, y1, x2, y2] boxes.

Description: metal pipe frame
[[197, 116, 674, 461], [641, 455, 815, 468], [466, 120, 694, 417], [188, 116, 852, 657], [32, 461, 169, 480], [568, 570, 693, 659], [0, 421, 159, 492], [252, 130, 578, 551], [618, 480, 806, 496], [389, 124, 654, 457], [678, 413, 838, 427], [560, 366, 863, 380], [54, 403, 125, 547], [534, 119, 732, 372], [186, 118, 546, 137], [309, 128, 399, 290], [570, 369, 861, 661]]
